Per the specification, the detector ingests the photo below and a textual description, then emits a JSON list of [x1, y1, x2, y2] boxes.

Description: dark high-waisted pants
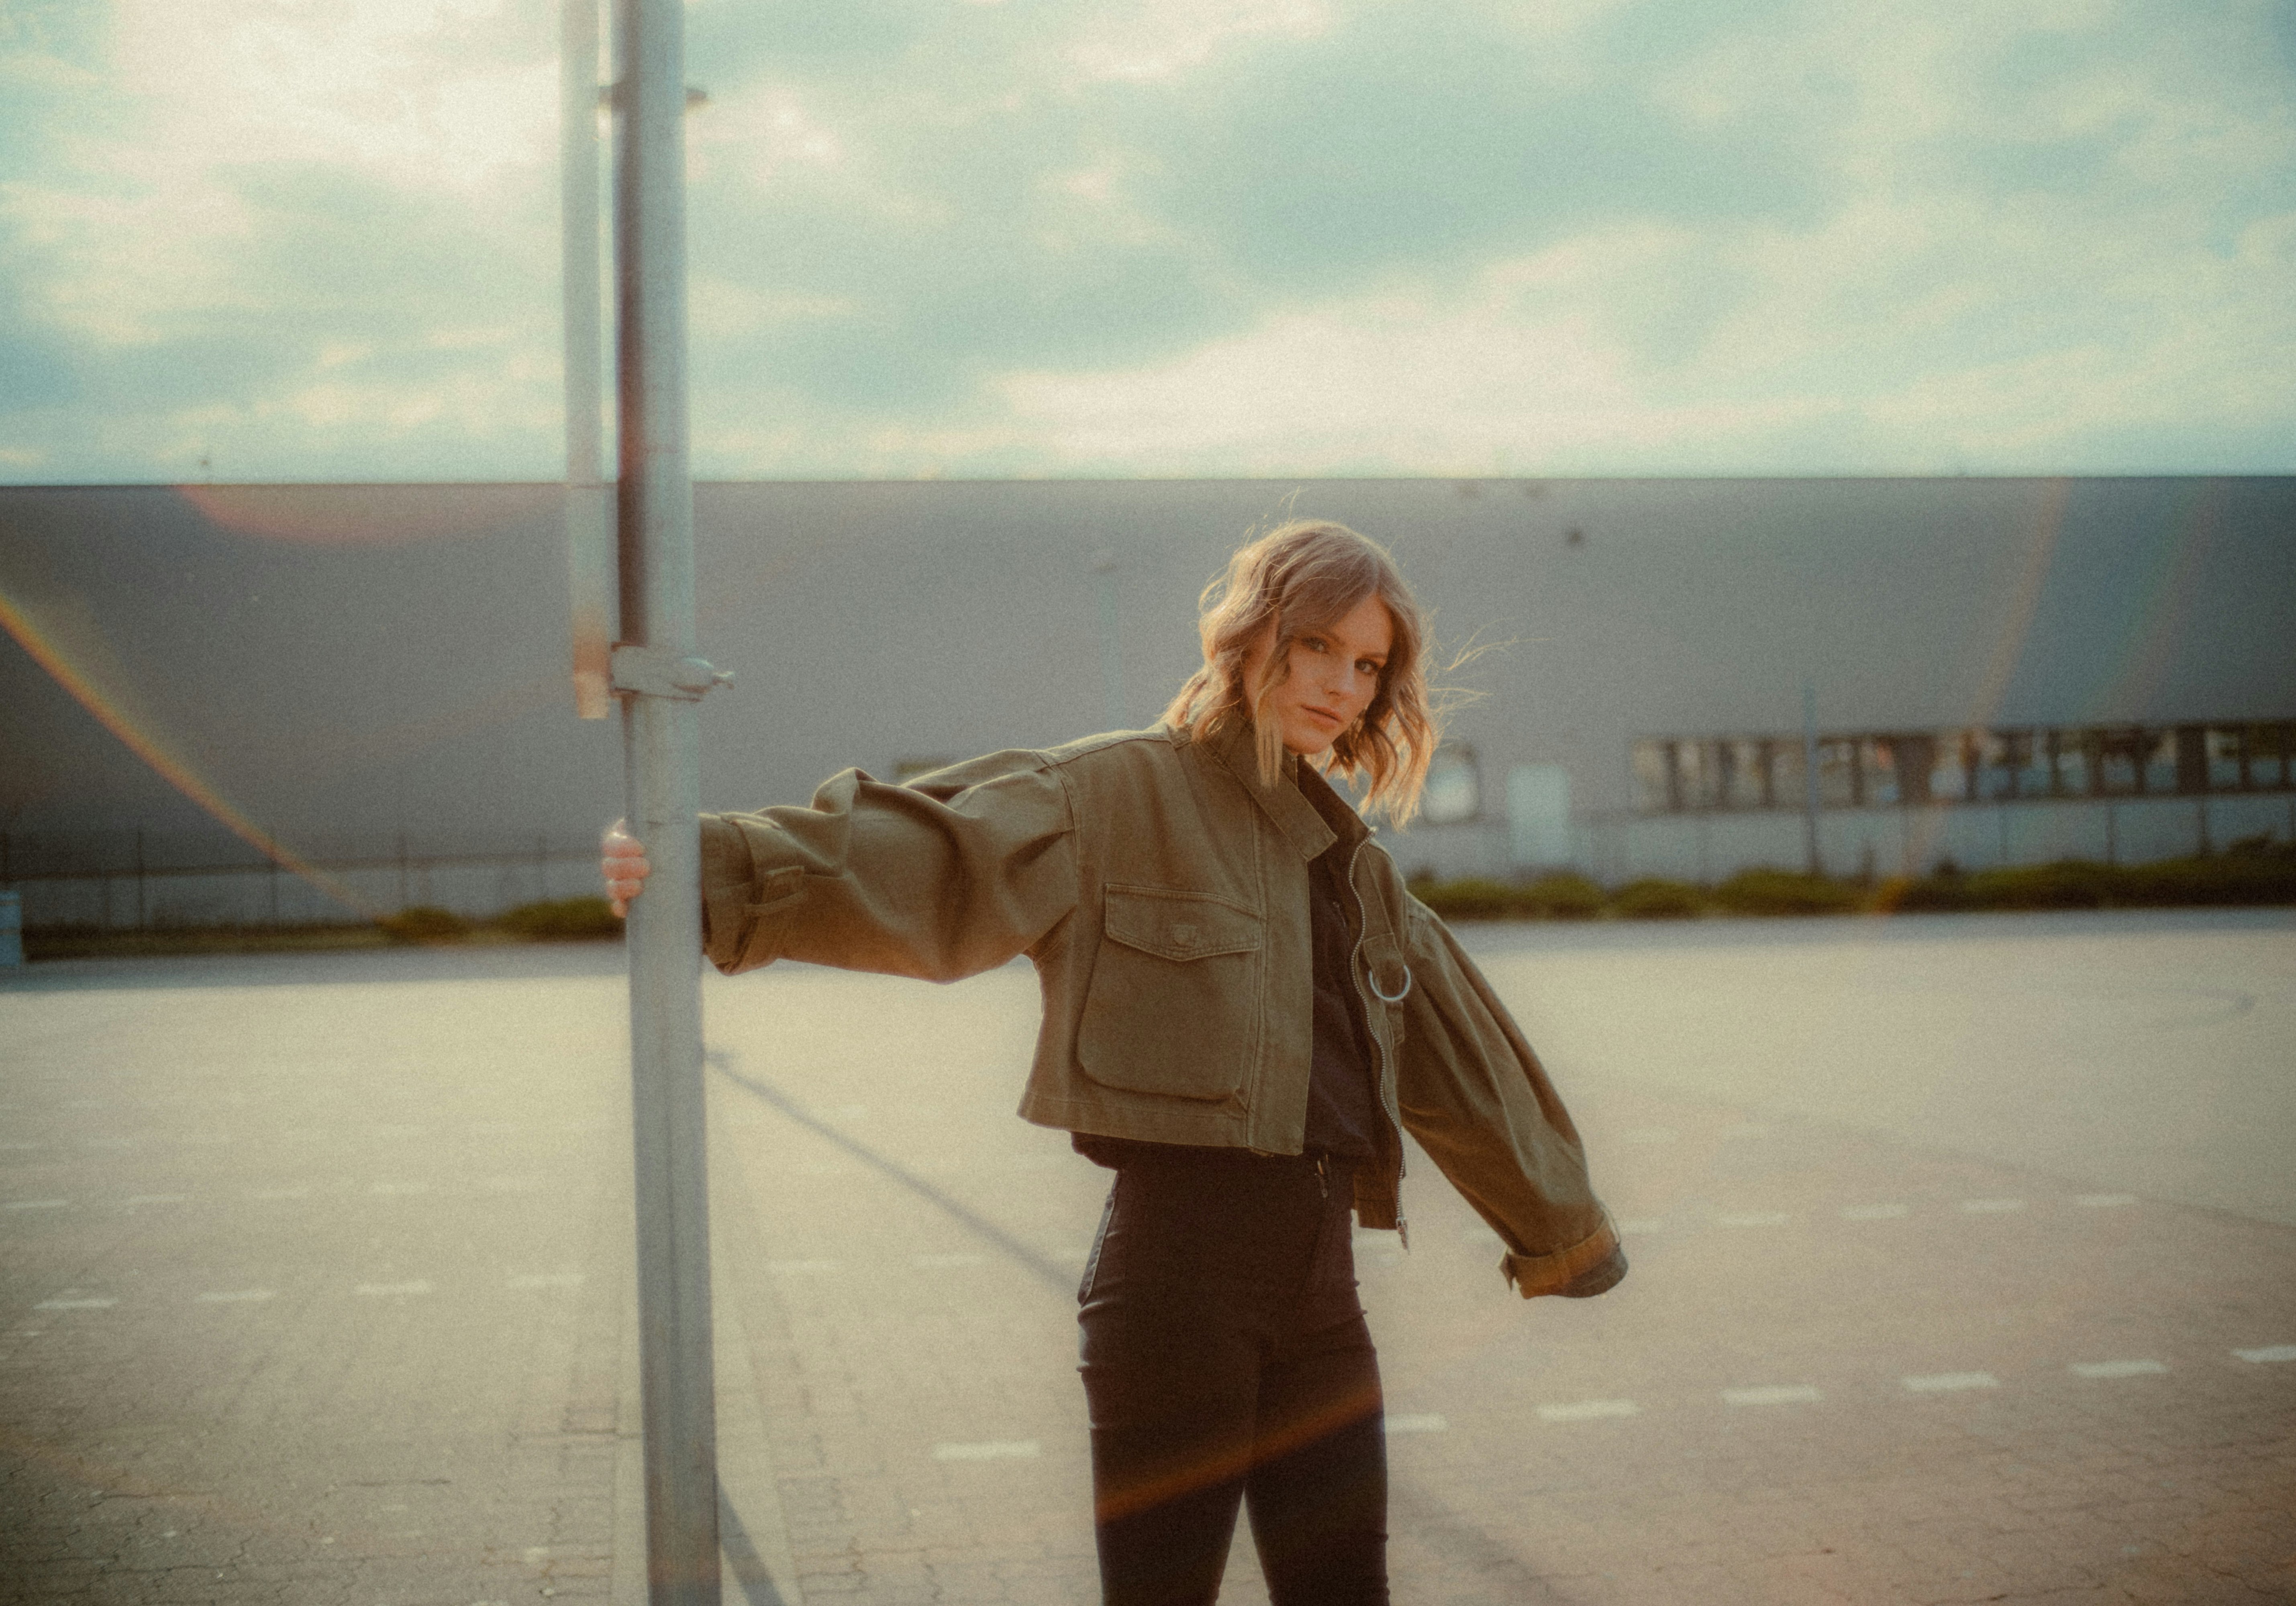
[[1076, 1148, 1389, 1606]]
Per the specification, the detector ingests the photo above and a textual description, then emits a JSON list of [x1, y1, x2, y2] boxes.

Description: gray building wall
[[3, 477, 2291, 923]]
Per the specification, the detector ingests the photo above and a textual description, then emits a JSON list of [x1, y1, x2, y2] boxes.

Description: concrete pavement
[[2, 911, 2291, 1603]]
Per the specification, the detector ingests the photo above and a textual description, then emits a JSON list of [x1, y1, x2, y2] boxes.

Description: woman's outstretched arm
[[600, 748, 1077, 982], [700, 752, 1076, 982]]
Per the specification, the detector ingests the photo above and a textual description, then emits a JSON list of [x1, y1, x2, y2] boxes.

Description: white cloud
[[2, 0, 2292, 481], [1064, 0, 1332, 84]]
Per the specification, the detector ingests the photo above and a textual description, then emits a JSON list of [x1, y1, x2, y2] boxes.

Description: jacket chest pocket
[[1078, 885, 1263, 1102]]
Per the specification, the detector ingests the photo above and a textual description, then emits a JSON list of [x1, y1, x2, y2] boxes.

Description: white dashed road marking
[[1959, 1198, 2025, 1213], [1723, 1385, 1822, 1407], [354, 1281, 433, 1297], [933, 1440, 1039, 1461], [506, 1273, 585, 1290], [1385, 1414, 1448, 1434], [2076, 1193, 2138, 1207], [248, 1187, 310, 1200], [766, 1259, 841, 1275], [2072, 1360, 2167, 1378], [125, 1193, 190, 1207], [35, 1296, 116, 1310], [1902, 1372, 2000, 1393], [197, 1289, 276, 1304], [1841, 1203, 1908, 1220], [2234, 1345, 2296, 1363], [5, 1199, 67, 1211], [1537, 1399, 1640, 1423]]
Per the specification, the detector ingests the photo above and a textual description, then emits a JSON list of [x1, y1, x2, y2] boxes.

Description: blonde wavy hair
[[1161, 519, 1442, 825]]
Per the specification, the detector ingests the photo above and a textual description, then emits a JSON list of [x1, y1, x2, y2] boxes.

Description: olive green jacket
[[698, 719, 1624, 1299]]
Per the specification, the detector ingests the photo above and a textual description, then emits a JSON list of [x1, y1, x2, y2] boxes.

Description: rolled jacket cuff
[[1500, 1214, 1626, 1300]]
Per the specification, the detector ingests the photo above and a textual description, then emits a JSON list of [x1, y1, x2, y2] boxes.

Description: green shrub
[[1712, 867, 1863, 916], [1963, 860, 2116, 910], [1411, 877, 1520, 921], [495, 897, 625, 940], [2119, 854, 2296, 907], [1612, 877, 1705, 919], [379, 905, 473, 944], [1518, 872, 1605, 919]]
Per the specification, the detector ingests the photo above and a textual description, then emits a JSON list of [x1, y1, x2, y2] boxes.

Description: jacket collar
[[1196, 717, 1350, 862]]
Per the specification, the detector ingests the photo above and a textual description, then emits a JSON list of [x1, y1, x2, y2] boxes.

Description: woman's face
[[1248, 592, 1395, 757]]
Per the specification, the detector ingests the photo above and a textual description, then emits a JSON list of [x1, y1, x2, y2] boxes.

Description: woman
[[603, 518, 1624, 1605]]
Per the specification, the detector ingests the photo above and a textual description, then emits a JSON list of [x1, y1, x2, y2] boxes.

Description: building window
[[1630, 715, 2295, 813], [1421, 744, 1481, 825]]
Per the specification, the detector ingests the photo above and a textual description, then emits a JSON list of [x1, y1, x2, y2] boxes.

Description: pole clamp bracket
[[610, 643, 734, 701]]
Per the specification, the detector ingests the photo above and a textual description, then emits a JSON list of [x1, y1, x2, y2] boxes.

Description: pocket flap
[[1102, 885, 1261, 962]]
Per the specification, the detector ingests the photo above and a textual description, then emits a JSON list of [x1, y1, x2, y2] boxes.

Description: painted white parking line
[[35, 1296, 116, 1310], [506, 1273, 584, 1290], [1959, 1198, 2025, 1213], [124, 1194, 190, 1207], [354, 1281, 433, 1297], [1723, 1385, 1821, 1406], [1902, 1372, 1999, 1393], [933, 1440, 1039, 1461], [1537, 1399, 1639, 1423], [196, 1289, 277, 1304], [2233, 1345, 2296, 1363], [1841, 1203, 1908, 1220], [2072, 1360, 2167, 1378], [2075, 1193, 2138, 1207], [912, 1253, 986, 1269], [5, 1199, 67, 1211], [765, 1259, 841, 1275], [1618, 1219, 1666, 1235], [1385, 1414, 1448, 1434], [1717, 1212, 1791, 1228]]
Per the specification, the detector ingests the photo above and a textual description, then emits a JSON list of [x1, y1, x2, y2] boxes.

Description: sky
[[1, 0, 2292, 484]]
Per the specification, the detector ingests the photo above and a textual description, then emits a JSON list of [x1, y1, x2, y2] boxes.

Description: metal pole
[[611, 0, 722, 1599], [566, 0, 614, 720], [1801, 682, 1821, 876]]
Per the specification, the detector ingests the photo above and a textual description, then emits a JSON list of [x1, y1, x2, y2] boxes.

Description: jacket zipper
[[1343, 837, 1409, 1250]]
